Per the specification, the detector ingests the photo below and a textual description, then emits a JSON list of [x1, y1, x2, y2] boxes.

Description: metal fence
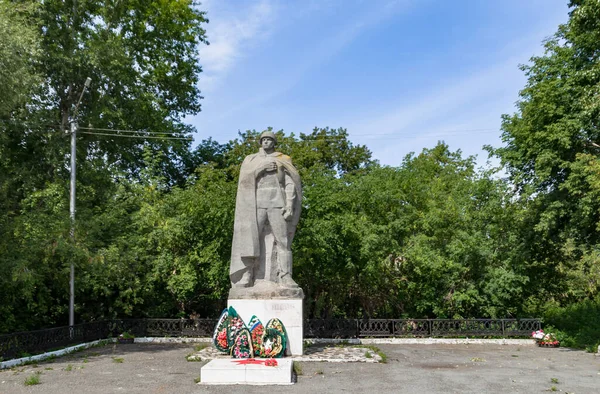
[[304, 318, 542, 338], [109, 318, 218, 338], [1, 318, 541, 361], [0, 321, 111, 361]]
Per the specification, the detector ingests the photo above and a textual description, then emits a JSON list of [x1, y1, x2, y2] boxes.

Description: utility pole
[[69, 77, 91, 329]]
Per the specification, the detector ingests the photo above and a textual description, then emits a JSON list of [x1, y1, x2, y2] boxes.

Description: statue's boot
[[237, 268, 253, 287], [233, 259, 254, 287], [278, 251, 299, 288]]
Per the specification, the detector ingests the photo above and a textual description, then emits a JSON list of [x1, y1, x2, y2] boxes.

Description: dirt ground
[[1, 342, 598, 393]]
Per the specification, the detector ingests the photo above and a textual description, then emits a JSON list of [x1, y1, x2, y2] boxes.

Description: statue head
[[259, 130, 277, 145]]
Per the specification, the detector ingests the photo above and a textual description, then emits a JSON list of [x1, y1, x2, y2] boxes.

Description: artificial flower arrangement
[[117, 331, 135, 344], [264, 358, 278, 367], [532, 329, 559, 347], [212, 306, 288, 363]]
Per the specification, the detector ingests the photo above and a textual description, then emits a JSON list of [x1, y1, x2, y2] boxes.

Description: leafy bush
[[544, 296, 600, 352]]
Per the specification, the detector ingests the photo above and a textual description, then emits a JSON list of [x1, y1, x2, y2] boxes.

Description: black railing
[[304, 318, 541, 338], [108, 318, 219, 338], [1, 318, 540, 361], [0, 321, 110, 361]]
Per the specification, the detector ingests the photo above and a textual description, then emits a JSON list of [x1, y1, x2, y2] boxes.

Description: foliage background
[[0, 0, 599, 351]]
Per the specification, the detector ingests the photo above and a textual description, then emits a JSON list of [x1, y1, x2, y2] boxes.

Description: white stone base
[[200, 359, 293, 385], [228, 298, 303, 355]]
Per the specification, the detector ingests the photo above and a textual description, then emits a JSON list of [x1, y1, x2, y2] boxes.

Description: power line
[[0, 121, 190, 136], [3, 120, 500, 142], [79, 131, 192, 140], [276, 129, 500, 143], [297, 128, 499, 141], [0, 119, 62, 129], [79, 126, 187, 135], [241, 128, 500, 144]]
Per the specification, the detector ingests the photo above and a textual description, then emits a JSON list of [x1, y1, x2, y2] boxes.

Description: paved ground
[[191, 342, 384, 362], [1, 342, 598, 393]]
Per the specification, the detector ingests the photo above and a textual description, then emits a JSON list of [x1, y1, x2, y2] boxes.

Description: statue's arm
[[284, 174, 296, 206], [281, 171, 296, 221]]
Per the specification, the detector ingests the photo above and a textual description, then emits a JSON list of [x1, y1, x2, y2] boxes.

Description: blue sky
[[188, 0, 569, 167]]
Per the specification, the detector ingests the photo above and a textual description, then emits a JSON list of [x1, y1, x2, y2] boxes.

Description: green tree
[[291, 141, 528, 319], [0, 0, 40, 116], [490, 0, 600, 308], [391, 145, 528, 318], [34, 0, 208, 181], [0, 0, 209, 332]]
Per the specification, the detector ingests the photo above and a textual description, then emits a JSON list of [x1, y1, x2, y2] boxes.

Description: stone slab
[[228, 282, 304, 299], [229, 298, 303, 355], [200, 358, 293, 385]]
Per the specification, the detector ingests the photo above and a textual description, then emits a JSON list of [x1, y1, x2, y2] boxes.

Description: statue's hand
[[262, 161, 277, 172], [282, 206, 293, 221]]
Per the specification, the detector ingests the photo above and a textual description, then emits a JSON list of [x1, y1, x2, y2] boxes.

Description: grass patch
[[112, 357, 124, 363], [293, 361, 303, 376], [471, 357, 485, 362], [44, 367, 53, 371], [316, 368, 324, 375], [6, 340, 111, 368], [550, 377, 559, 384], [303, 340, 311, 351], [14, 358, 43, 367], [194, 376, 201, 384], [44, 339, 110, 356], [186, 353, 202, 362], [354, 345, 387, 363], [194, 343, 209, 352], [24, 374, 40, 386], [64, 364, 73, 371], [333, 340, 351, 348]]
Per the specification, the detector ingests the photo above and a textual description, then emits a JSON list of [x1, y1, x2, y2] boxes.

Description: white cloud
[[189, 0, 568, 167], [337, 56, 524, 166], [199, 0, 276, 92], [204, 0, 416, 121], [338, 23, 562, 166], [353, 59, 520, 136]]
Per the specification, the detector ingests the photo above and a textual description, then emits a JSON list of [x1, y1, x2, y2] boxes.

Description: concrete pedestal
[[200, 359, 293, 385], [228, 298, 303, 356]]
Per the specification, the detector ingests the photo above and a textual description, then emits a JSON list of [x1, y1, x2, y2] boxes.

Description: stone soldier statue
[[229, 131, 302, 294]]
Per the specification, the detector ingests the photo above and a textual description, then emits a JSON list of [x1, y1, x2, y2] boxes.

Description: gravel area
[[190, 343, 384, 362], [1, 342, 598, 393]]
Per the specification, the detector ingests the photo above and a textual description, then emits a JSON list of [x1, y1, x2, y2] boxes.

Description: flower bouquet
[[532, 329, 559, 347], [118, 331, 135, 344], [264, 358, 278, 367]]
